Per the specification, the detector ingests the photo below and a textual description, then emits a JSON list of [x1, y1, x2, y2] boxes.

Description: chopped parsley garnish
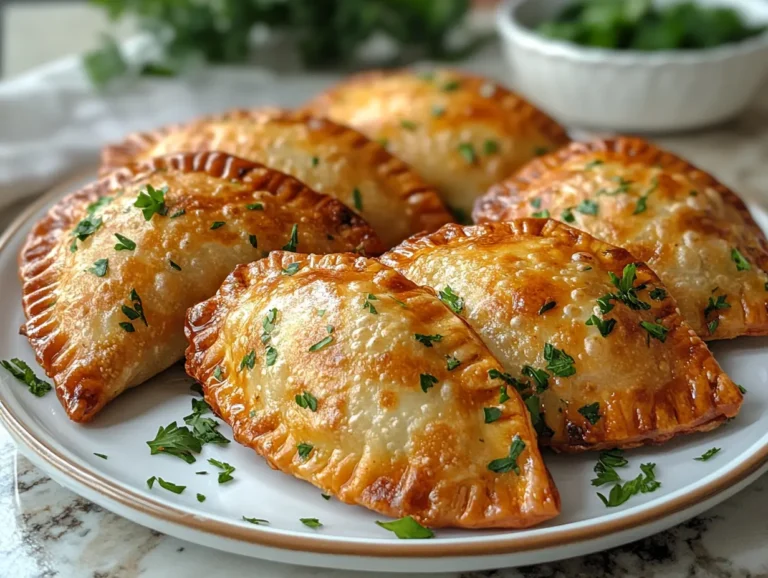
[[438, 286, 464, 314], [597, 463, 660, 507], [352, 187, 363, 211], [308, 335, 334, 352], [119, 322, 135, 332], [210, 221, 225, 230], [245, 234, 257, 249], [311, 157, 319, 167], [442, 79, 460, 92], [499, 385, 510, 403], [487, 435, 526, 474], [156, 478, 185, 494], [321, 493, 331, 500], [134, 184, 168, 220], [376, 516, 434, 539], [577, 199, 598, 215], [297, 442, 314, 460], [94, 453, 107, 459], [213, 366, 223, 380], [71, 215, 103, 251], [532, 210, 550, 218], [169, 260, 181, 271], [183, 398, 229, 446], [608, 263, 650, 310], [146, 421, 202, 463], [584, 159, 604, 169], [147, 476, 156, 489], [597, 294, 615, 314], [246, 202, 264, 211], [295, 391, 318, 411], [239, 350, 256, 371], [282, 224, 299, 252], [731, 248, 751, 271], [265, 347, 278, 366], [738, 384, 747, 395], [586, 314, 616, 337], [484, 407, 502, 423], [483, 139, 499, 155], [363, 293, 378, 314], [649, 287, 667, 301], [120, 288, 147, 331], [561, 207, 576, 223], [543, 343, 576, 377], [640, 320, 669, 342], [446, 355, 461, 371], [114, 233, 136, 251], [197, 493, 206, 503], [208, 458, 236, 483], [596, 176, 632, 197], [458, 142, 477, 164], [521, 365, 549, 392], [170, 209, 186, 218], [420, 373, 438, 392], [242, 516, 270, 525], [414, 333, 443, 347], [530, 198, 542, 209], [86, 196, 112, 213], [695, 447, 721, 462], [282, 262, 300, 276], [400, 119, 418, 130], [1, 358, 52, 397], [591, 449, 627, 486], [538, 301, 556, 315], [300, 518, 323, 528], [578, 402, 601, 425], [633, 178, 658, 215], [431, 104, 445, 117], [89, 258, 109, 277]]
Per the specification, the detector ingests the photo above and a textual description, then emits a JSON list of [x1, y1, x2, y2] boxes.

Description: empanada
[[101, 109, 452, 248], [380, 220, 743, 452], [303, 69, 570, 218], [184, 252, 560, 528], [474, 137, 768, 340], [19, 151, 383, 422]]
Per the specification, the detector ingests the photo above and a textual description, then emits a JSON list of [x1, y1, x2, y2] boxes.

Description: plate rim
[[1, 168, 767, 559]]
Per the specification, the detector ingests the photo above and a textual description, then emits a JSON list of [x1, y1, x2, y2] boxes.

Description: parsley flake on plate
[[183, 398, 229, 446], [487, 435, 526, 474], [156, 477, 186, 494], [438, 286, 464, 314], [208, 458, 236, 483], [375, 516, 434, 539], [295, 391, 318, 411], [197, 493, 206, 503], [243, 516, 270, 525], [597, 463, 660, 508], [695, 447, 721, 462], [134, 184, 168, 220], [146, 421, 202, 463], [94, 453, 108, 460], [591, 449, 628, 486], [1, 358, 52, 397], [300, 518, 323, 529]]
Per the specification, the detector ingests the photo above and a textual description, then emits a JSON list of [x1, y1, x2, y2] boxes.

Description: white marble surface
[[1, 62, 768, 578]]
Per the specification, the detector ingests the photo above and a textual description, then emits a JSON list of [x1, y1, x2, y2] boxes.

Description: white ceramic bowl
[[497, 0, 768, 132]]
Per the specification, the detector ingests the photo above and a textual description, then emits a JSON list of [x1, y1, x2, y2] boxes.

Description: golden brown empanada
[[184, 252, 560, 528], [303, 69, 570, 218], [474, 137, 768, 340], [101, 109, 452, 248], [19, 151, 383, 422], [380, 220, 743, 452]]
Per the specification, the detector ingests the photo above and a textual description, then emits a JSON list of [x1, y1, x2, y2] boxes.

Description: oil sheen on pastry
[[303, 68, 570, 219], [380, 220, 743, 452], [473, 137, 768, 340], [101, 109, 452, 248], [19, 151, 383, 422], [184, 252, 560, 528]]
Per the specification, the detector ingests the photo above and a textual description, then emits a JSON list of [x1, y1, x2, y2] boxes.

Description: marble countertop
[[2, 80, 768, 578]]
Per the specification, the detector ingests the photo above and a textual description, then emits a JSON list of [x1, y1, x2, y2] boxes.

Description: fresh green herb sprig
[[1, 358, 52, 397]]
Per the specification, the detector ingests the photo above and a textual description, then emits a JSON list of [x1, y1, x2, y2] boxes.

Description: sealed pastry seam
[[381, 219, 743, 452], [185, 252, 560, 528], [18, 151, 383, 422]]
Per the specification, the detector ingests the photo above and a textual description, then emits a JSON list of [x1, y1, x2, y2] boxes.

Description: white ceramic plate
[[1, 171, 768, 574]]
